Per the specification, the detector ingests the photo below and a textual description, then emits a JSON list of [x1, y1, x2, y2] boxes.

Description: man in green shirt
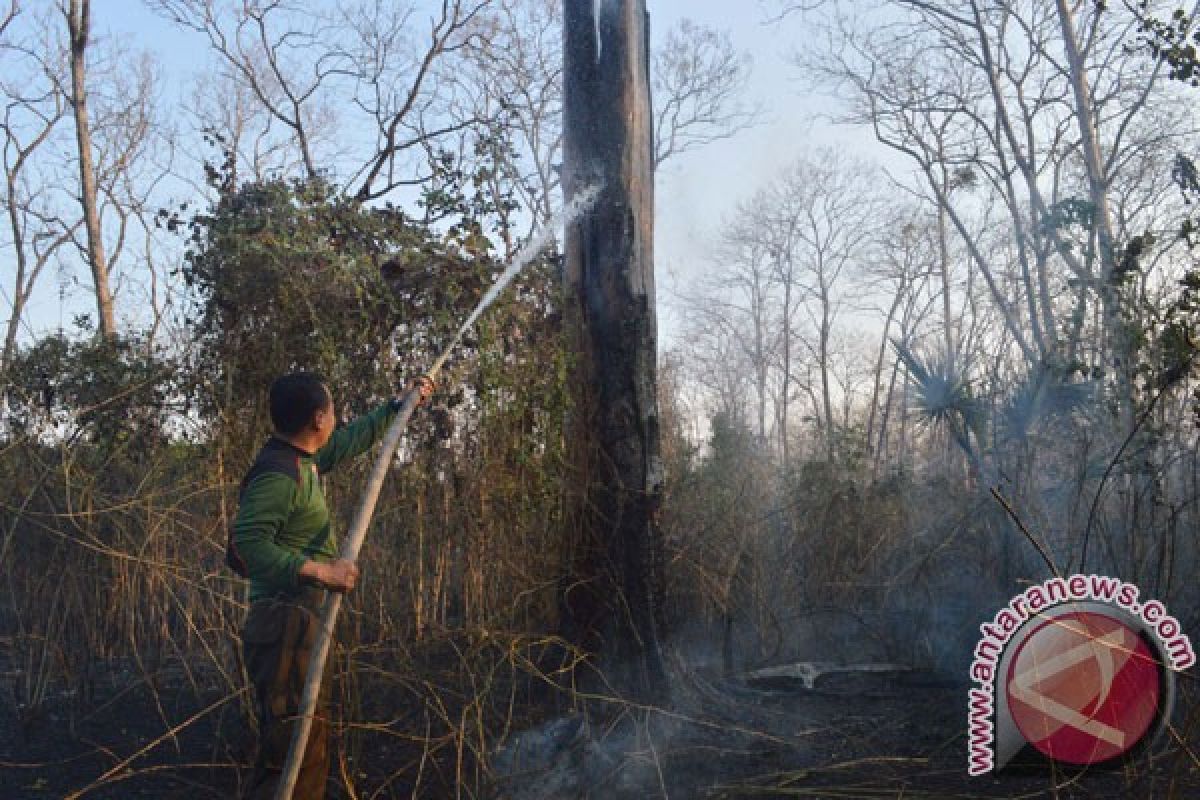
[[231, 371, 433, 799]]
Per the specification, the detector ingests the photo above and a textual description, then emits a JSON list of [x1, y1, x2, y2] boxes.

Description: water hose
[[273, 186, 599, 800]]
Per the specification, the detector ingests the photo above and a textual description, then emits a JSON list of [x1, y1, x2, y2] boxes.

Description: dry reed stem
[[62, 687, 248, 799]]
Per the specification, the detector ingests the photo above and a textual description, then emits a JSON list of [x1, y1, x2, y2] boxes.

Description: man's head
[[269, 372, 336, 447]]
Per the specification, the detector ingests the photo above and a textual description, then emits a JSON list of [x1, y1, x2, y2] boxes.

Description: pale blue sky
[[23, 1, 889, 348]]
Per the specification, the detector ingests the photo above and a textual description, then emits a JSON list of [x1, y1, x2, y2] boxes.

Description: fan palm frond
[[892, 339, 981, 445], [998, 363, 1096, 443]]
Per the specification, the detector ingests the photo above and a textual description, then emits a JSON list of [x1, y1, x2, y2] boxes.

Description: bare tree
[[184, 57, 313, 189], [454, 3, 758, 234], [860, 206, 940, 474], [149, 0, 344, 182], [0, 1, 14, 39], [63, 0, 115, 338], [3, 3, 164, 353], [152, 0, 490, 202], [674, 316, 758, 432], [673, 151, 881, 465], [458, 0, 563, 231], [797, 9, 1040, 366], [774, 154, 881, 461], [1, 2, 78, 372], [674, 217, 780, 446], [790, 0, 1195, 392], [651, 18, 759, 167], [340, 0, 490, 201]]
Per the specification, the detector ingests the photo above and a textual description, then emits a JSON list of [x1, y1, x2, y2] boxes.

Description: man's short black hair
[[269, 372, 331, 435]]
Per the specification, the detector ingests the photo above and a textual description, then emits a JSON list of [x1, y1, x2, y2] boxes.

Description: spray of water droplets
[[428, 184, 602, 375]]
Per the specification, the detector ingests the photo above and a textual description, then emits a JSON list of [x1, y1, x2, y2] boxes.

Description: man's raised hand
[[409, 375, 435, 405]]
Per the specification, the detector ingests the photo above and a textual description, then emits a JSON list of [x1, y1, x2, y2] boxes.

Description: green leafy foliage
[[4, 332, 175, 455], [1136, 3, 1200, 85], [174, 173, 500, 443]]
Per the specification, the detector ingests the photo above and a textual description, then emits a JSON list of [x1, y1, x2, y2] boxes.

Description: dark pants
[[241, 591, 332, 800]]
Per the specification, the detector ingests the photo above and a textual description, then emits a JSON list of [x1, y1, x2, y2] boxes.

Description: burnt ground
[[4, 662, 1200, 799], [489, 666, 1200, 800]]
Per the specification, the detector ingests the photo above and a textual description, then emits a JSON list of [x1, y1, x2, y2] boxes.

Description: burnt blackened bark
[[561, 0, 668, 703]]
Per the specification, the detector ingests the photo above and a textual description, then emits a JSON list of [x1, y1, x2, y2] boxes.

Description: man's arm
[[314, 378, 435, 474], [233, 473, 360, 592], [313, 403, 396, 475]]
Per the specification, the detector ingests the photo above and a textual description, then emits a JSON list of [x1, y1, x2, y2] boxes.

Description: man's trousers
[[241, 591, 332, 800]]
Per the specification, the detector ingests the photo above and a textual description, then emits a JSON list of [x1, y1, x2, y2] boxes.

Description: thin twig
[[990, 486, 1063, 579], [1078, 383, 1171, 572], [63, 687, 248, 800]]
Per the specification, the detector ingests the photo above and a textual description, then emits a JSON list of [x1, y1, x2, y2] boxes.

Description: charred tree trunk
[[560, 0, 668, 703]]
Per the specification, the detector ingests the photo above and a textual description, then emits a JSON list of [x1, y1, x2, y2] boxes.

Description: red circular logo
[[1005, 611, 1161, 765]]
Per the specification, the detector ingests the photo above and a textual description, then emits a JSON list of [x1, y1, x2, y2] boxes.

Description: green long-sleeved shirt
[[231, 402, 397, 601]]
